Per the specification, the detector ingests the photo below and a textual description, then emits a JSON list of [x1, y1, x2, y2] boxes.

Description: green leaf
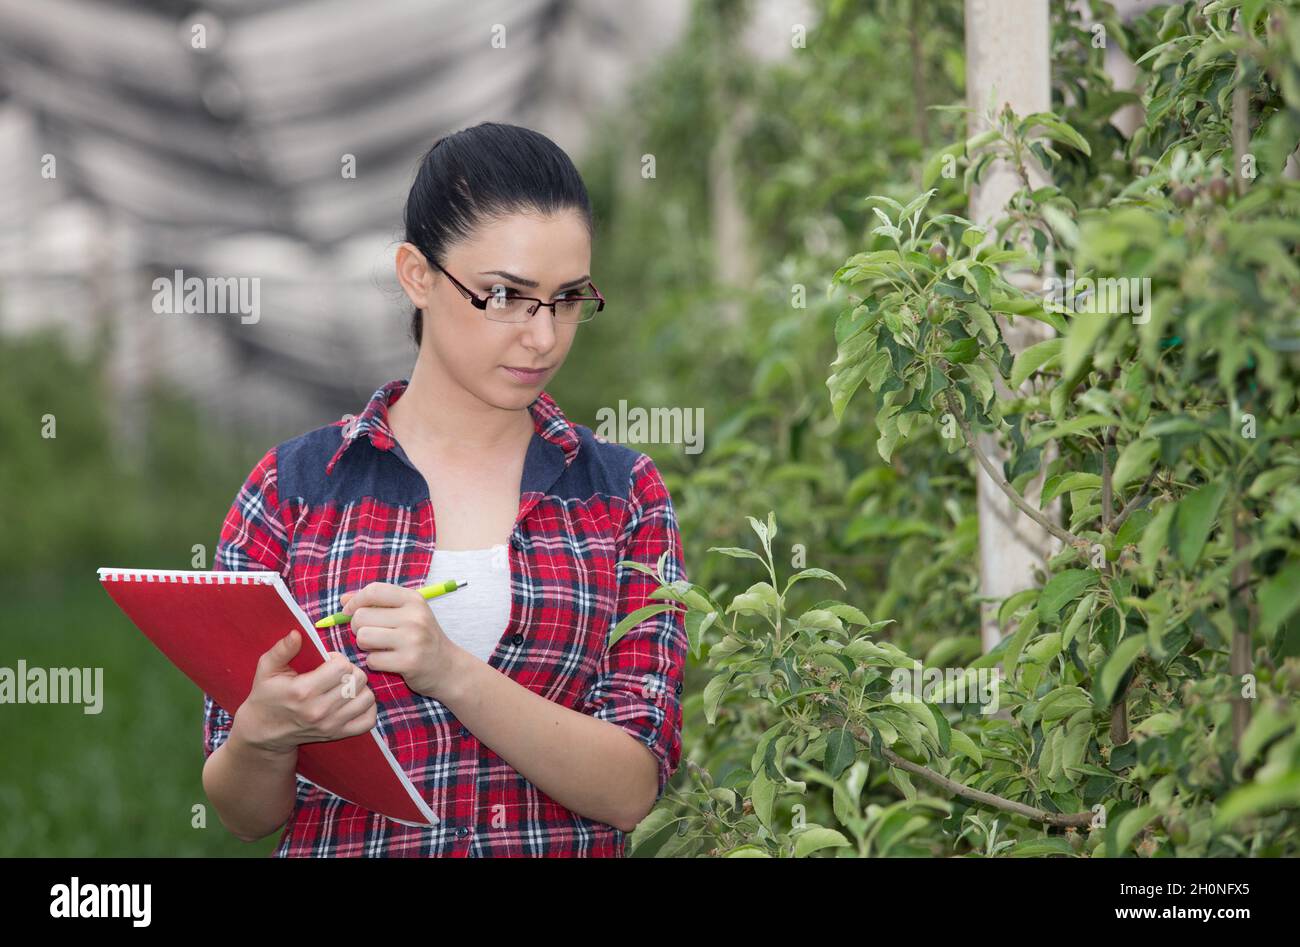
[[1041, 472, 1102, 505], [1009, 338, 1064, 390], [1037, 685, 1094, 723], [1040, 203, 1080, 248], [928, 702, 952, 755], [1060, 311, 1108, 378], [1171, 480, 1228, 571], [1107, 805, 1155, 857], [1259, 560, 1300, 642], [684, 609, 717, 658], [965, 303, 998, 343], [749, 770, 776, 829], [894, 695, 943, 752], [627, 806, 678, 856], [1061, 592, 1097, 650], [723, 845, 773, 857], [900, 188, 938, 222], [962, 360, 995, 410], [1237, 702, 1300, 770], [999, 588, 1040, 625], [815, 601, 875, 626], [1214, 774, 1300, 828], [1027, 413, 1114, 448], [1111, 438, 1158, 492], [1023, 113, 1092, 156], [1060, 718, 1091, 777], [1139, 503, 1175, 568], [965, 263, 992, 302], [833, 760, 870, 827], [828, 356, 875, 422], [708, 545, 766, 563], [1094, 637, 1145, 708], [1010, 838, 1075, 856], [609, 603, 678, 647], [942, 337, 980, 364], [794, 827, 852, 858], [1038, 570, 1101, 623], [949, 729, 984, 767], [785, 567, 846, 594], [1004, 611, 1040, 677], [703, 672, 730, 724], [889, 768, 917, 803], [796, 609, 845, 633], [1249, 466, 1300, 499], [824, 729, 858, 779], [1133, 712, 1179, 738]]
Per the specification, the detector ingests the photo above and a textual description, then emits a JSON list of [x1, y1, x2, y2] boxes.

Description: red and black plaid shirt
[[203, 379, 688, 856]]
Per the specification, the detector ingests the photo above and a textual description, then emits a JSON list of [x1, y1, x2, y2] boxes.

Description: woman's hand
[[339, 582, 463, 701], [233, 629, 378, 755]]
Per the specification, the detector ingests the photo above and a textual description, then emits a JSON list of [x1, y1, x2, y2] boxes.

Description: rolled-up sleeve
[[202, 446, 291, 760], [580, 453, 689, 804]]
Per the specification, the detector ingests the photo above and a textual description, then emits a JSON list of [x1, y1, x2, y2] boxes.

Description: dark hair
[[402, 122, 594, 347]]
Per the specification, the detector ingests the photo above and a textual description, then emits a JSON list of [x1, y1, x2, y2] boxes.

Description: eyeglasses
[[432, 260, 605, 324]]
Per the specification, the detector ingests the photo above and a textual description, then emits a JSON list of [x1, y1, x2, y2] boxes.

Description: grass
[[0, 573, 278, 856]]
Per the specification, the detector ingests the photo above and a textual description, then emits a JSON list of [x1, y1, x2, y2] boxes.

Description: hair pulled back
[[402, 122, 594, 347]]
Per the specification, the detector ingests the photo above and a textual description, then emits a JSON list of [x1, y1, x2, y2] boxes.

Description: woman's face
[[404, 208, 591, 410]]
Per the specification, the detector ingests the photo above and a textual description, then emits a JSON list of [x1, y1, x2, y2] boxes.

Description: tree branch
[[1101, 428, 1114, 531], [1110, 466, 1159, 534], [1231, 503, 1256, 747], [825, 713, 1094, 829], [944, 390, 1086, 549]]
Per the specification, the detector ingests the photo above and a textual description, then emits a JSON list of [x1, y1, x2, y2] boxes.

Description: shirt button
[[458, 726, 470, 737], [675, 682, 683, 696], [511, 632, 524, 646], [456, 827, 470, 838]]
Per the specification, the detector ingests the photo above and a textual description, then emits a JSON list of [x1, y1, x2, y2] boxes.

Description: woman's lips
[[503, 365, 549, 382]]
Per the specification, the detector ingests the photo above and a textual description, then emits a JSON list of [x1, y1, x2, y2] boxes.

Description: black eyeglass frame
[[431, 260, 606, 323]]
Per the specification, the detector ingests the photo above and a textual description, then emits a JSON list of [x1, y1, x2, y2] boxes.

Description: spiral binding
[[96, 568, 275, 585]]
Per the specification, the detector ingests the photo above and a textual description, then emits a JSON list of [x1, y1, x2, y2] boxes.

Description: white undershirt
[[425, 544, 512, 663]]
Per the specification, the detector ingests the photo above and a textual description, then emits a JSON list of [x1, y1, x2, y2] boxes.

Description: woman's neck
[[388, 358, 534, 457]]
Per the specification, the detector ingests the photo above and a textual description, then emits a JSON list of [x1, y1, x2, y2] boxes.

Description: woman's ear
[[395, 243, 434, 309]]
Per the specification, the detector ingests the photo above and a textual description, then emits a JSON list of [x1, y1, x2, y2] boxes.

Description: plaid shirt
[[203, 379, 689, 857]]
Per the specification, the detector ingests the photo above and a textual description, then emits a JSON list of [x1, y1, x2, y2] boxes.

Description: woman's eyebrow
[[479, 270, 590, 291]]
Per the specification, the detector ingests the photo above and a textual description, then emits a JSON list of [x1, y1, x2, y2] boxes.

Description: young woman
[[200, 122, 689, 857]]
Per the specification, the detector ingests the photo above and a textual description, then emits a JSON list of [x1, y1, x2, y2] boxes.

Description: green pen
[[314, 578, 469, 628]]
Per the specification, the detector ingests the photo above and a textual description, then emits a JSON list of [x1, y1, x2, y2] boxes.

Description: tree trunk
[[964, 0, 1060, 654]]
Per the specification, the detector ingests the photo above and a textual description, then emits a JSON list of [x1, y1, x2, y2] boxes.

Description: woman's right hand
[[231, 629, 379, 755]]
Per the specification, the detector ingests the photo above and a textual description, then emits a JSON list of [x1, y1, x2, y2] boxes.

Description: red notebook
[[98, 567, 437, 828]]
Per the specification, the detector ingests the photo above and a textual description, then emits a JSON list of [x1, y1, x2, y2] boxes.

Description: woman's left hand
[[338, 582, 461, 701]]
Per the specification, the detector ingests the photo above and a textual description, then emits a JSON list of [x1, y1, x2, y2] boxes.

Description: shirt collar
[[324, 378, 581, 476]]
